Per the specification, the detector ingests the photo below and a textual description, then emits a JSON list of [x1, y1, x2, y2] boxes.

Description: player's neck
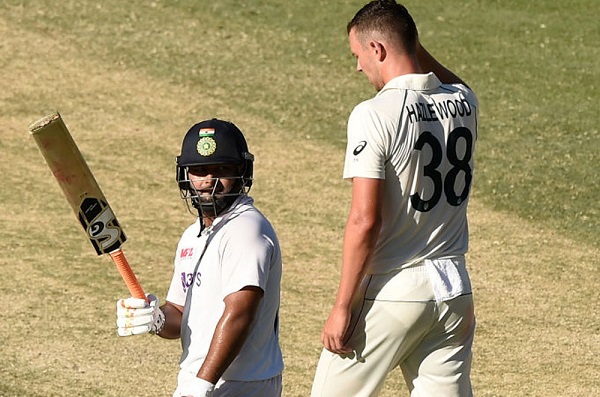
[[382, 54, 422, 83], [201, 215, 215, 228]]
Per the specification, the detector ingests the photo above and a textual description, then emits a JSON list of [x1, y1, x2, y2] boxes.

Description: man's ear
[[369, 40, 387, 62]]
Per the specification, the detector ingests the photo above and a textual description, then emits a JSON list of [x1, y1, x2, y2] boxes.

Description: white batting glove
[[177, 377, 215, 397], [116, 294, 165, 336]]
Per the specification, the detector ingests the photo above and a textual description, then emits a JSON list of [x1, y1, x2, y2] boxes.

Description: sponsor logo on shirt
[[180, 271, 201, 293], [180, 247, 194, 259], [353, 140, 367, 155]]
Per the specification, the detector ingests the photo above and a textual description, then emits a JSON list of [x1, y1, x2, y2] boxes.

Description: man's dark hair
[[347, 0, 418, 53]]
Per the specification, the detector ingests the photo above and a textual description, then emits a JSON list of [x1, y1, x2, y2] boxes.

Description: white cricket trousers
[[311, 264, 475, 397]]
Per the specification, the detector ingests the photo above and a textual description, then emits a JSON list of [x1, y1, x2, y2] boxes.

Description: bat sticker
[[78, 197, 126, 254]]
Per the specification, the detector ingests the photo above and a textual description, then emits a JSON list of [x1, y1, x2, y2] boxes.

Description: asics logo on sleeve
[[353, 141, 367, 155]]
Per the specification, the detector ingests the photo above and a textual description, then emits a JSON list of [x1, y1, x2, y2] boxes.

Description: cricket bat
[[28, 112, 147, 300]]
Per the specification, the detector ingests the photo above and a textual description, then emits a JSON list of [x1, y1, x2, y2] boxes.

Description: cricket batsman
[[116, 119, 284, 397]]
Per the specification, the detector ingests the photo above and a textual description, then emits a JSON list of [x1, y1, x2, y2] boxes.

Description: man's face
[[348, 28, 384, 91], [188, 163, 241, 204]]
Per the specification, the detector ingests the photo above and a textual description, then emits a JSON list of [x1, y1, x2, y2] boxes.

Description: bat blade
[[29, 112, 146, 300]]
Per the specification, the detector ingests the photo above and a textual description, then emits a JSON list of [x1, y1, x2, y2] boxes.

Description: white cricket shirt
[[343, 73, 479, 275], [166, 195, 283, 381]]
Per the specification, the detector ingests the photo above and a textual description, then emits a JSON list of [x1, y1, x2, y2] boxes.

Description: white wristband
[[179, 376, 215, 397]]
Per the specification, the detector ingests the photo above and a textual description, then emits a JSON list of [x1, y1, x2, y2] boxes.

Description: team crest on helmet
[[197, 136, 217, 156]]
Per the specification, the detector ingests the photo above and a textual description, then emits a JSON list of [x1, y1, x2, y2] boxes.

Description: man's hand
[[321, 305, 353, 355], [116, 294, 165, 336]]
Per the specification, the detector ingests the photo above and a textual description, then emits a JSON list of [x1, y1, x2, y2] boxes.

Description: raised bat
[[29, 112, 146, 300]]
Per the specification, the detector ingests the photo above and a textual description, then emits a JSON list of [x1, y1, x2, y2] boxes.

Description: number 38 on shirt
[[410, 126, 474, 212]]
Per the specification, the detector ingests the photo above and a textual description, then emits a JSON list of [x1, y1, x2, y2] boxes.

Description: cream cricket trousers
[[311, 264, 475, 397]]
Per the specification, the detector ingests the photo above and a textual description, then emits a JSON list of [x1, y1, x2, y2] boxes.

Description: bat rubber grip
[[109, 249, 148, 301]]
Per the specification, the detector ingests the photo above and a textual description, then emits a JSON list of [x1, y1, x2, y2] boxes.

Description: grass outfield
[[1, 1, 598, 396]]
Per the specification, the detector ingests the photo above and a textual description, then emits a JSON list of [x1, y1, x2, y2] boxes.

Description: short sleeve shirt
[[166, 196, 283, 381], [343, 73, 479, 274]]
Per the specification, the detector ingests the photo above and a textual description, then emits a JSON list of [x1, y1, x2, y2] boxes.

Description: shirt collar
[[376, 72, 442, 96], [200, 195, 254, 235]]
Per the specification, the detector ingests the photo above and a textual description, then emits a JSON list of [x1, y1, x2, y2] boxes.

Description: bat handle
[[109, 248, 148, 302]]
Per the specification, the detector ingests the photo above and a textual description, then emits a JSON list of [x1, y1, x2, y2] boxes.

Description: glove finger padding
[[116, 294, 164, 337], [117, 304, 156, 318], [118, 296, 151, 309], [118, 324, 153, 337], [116, 313, 155, 328]]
